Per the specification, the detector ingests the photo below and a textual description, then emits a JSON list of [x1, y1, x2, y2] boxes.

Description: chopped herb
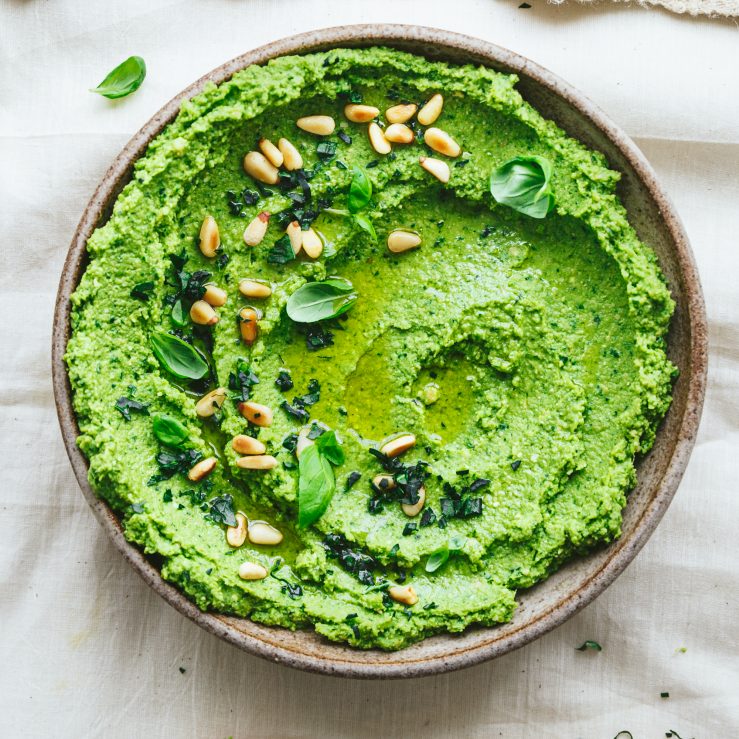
[[216, 252, 230, 269], [280, 400, 310, 423], [402, 522, 418, 536], [130, 502, 145, 514], [275, 369, 294, 391], [576, 640, 602, 652], [178, 667, 186, 674], [316, 141, 337, 161], [162, 490, 173, 503], [337, 131, 352, 145], [344, 471, 361, 491], [388, 543, 400, 558], [511, 459, 522, 471], [115, 396, 149, 421], [267, 234, 295, 265], [304, 323, 334, 351], [519, 2, 531, 6], [228, 359, 259, 402], [205, 493, 237, 527], [423, 602, 437, 611], [660, 692, 670, 698], [365, 160, 379, 169], [419, 508, 437, 527], [282, 433, 298, 452], [153, 448, 203, 480], [268, 558, 303, 599], [469, 478, 491, 493], [323, 532, 377, 585], [130, 281, 155, 301]]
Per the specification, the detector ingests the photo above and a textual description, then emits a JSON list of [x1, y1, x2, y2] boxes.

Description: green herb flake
[[115, 396, 149, 421], [130, 281, 155, 302], [576, 640, 602, 652], [660, 692, 670, 698]]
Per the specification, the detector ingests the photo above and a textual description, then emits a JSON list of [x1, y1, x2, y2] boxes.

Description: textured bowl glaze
[[52, 25, 707, 679]]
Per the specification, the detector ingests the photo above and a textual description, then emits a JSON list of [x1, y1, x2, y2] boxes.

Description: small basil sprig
[[490, 155, 555, 219], [150, 331, 208, 380], [325, 167, 377, 241], [90, 56, 146, 99], [425, 536, 466, 573], [151, 413, 190, 448], [315, 429, 345, 466], [286, 278, 357, 324]]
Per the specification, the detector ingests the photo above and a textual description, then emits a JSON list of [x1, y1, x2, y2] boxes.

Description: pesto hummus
[[67, 48, 675, 650]]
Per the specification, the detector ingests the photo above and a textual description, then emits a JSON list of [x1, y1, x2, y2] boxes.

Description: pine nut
[[243, 151, 279, 185], [258, 138, 283, 168], [380, 433, 416, 458], [232, 435, 267, 455], [417, 93, 443, 126], [239, 561, 268, 580], [243, 211, 270, 247], [419, 156, 450, 184], [301, 228, 323, 259], [238, 307, 259, 345], [236, 454, 278, 470], [239, 279, 272, 299], [248, 521, 283, 546], [202, 284, 227, 307], [372, 474, 396, 492], [401, 486, 426, 517], [344, 104, 380, 122], [384, 123, 414, 144], [227, 512, 248, 548], [187, 456, 217, 482], [238, 401, 273, 427], [368, 122, 391, 155], [296, 115, 335, 136], [388, 585, 418, 606], [195, 387, 227, 418], [199, 215, 220, 258], [279, 138, 303, 171], [190, 299, 218, 326], [385, 103, 417, 124], [387, 229, 422, 254], [286, 220, 303, 255], [424, 127, 461, 158]]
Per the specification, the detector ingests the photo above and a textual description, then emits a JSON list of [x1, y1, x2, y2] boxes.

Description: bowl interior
[[52, 25, 707, 679]]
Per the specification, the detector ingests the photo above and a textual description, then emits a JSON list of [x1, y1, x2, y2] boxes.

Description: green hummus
[[67, 48, 675, 650]]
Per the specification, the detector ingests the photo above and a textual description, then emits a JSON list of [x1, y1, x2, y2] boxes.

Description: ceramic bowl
[[52, 25, 707, 679]]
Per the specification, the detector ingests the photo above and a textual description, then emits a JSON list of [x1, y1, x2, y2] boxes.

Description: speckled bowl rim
[[52, 25, 707, 679]]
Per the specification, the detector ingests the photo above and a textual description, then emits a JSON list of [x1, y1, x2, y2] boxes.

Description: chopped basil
[[576, 640, 602, 652], [150, 331, 209, 380], [660, 692, 670, 698], [344, 471, 361, 491], [269, 558, 303, 599], [305, 323, 334, 351], [153, 448, 203, 480], [90, 55, 146, 99], [490, 155, 555, 219], [323, 533, 377, 585], [115, 396, 149, 421], [205, 493, 237, 527], [511, 459, 522, 471], [228, 359, 259, 402], [130, 281, 155, 301], [130, 502, 145, 514], [275, 369, 294, 391], [280, 400, 310, 424], [267, 235, 295, 265], [316, 141, 337, 161], [337, 131, 352, 145], [402, 522, 417, 536], [286, 278, 357, 323]]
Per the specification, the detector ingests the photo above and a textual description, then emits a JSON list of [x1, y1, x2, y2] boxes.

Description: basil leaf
[[425, 548, 450, 573], [90, 56, 146, 99], [347, 167, 372, 213], [298, 443, 335, 527], [315, 430, 345, 466], [150, 331, 208, 380], [353, 213, 377, 242], [489, 155, 555, 219], [286, 278, 357, 323], [151, 413, 189, 448]]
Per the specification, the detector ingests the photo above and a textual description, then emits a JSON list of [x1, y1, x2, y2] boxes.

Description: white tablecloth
[[2, 2, 737, 737]]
